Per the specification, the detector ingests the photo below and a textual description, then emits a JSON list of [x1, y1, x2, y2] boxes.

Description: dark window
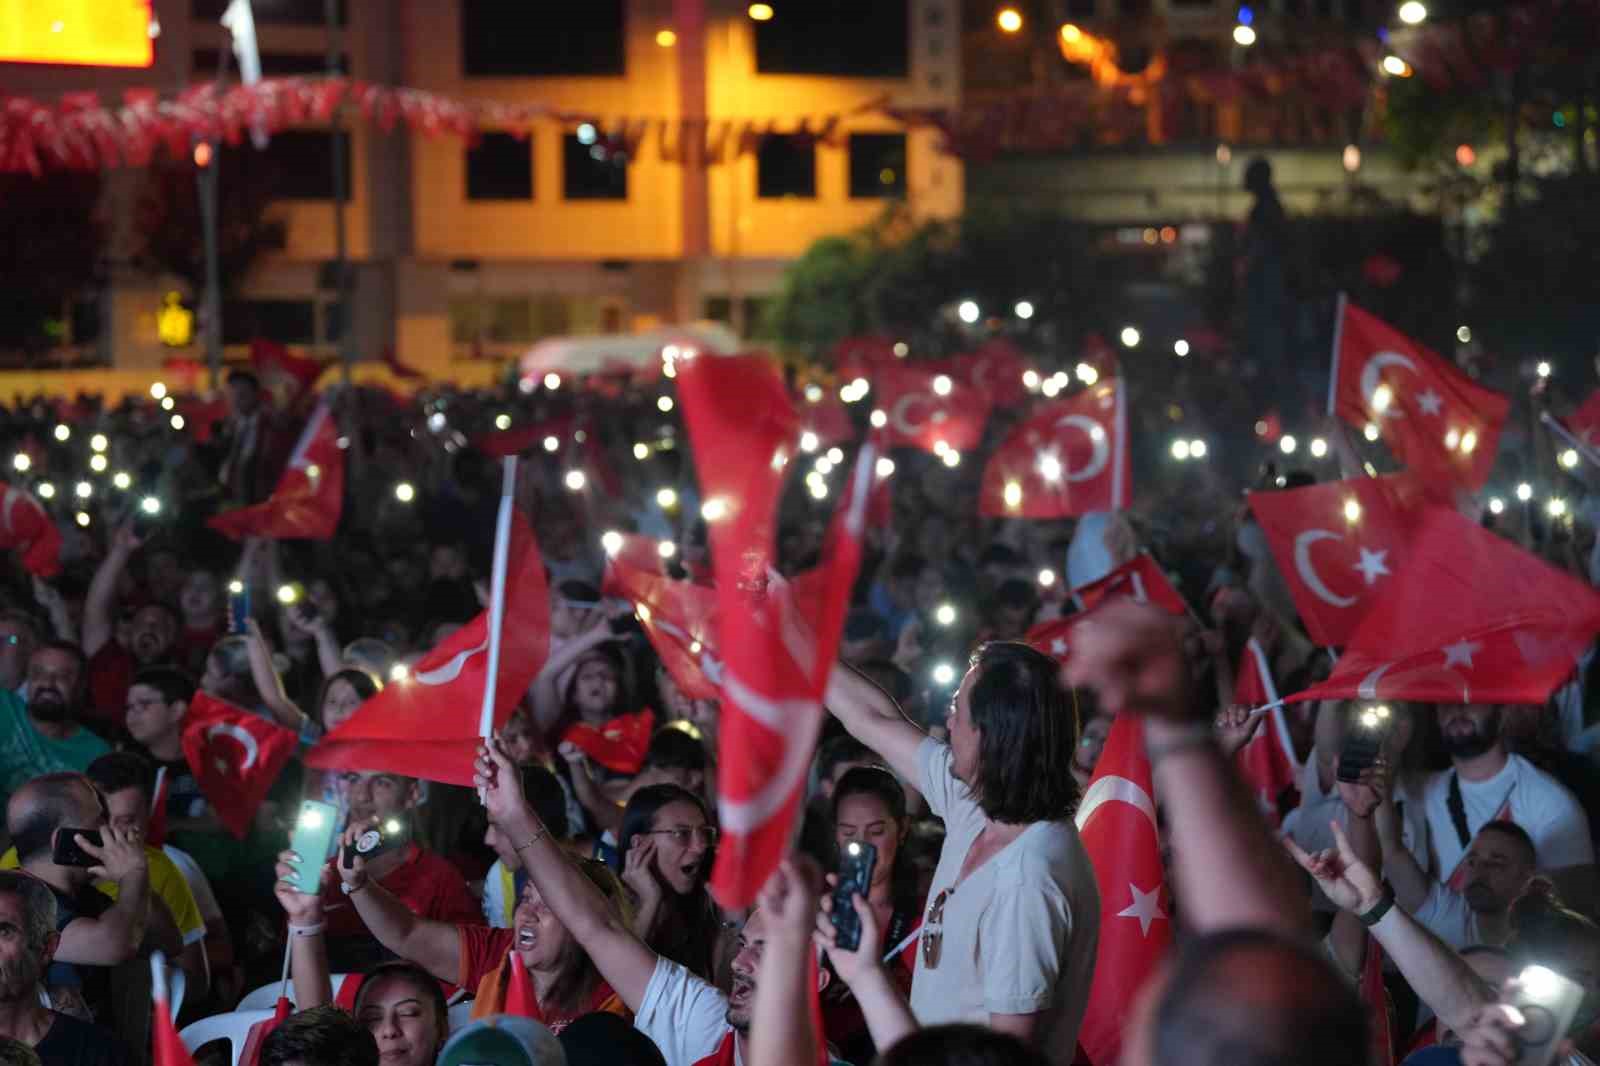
[[755, 1, 908, 77], [562, 135, 627, 200], [221, 300, 316, 346], [461, 0, 624, 76], [192, 0, 344, 25], [466, 133, 534, 200], [191, 49, 347, 77], [253, 131, 351, 200], [1065, 0, 1097, 16], [757, 135, 816, 199], [848, 134, 906, 199]]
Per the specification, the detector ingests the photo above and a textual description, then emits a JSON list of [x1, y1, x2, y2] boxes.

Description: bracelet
[[339, 877, 369, 897], [1357, 883, 1396, 927], [514, 828, 549, 853], [288, 923, 324, 938], [1144, 721, 1216, 765]]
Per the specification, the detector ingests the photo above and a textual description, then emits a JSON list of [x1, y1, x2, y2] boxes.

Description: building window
[[466, 133, 533, 201], [563, 135, 628, 200], [192, 0, 343, 25], [191, 50, 347, 77], [461, 0, 624, 76], [221, 300, 317, 346], [254, 131, 351, 201], [849, 134, 906, 199], [757, 135, 816, 199], [755, 1, 908, 77]]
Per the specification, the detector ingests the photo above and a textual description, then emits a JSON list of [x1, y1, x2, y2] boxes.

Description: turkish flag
[[177, 394, 231, 444], [871, 365, 990, 455], [1289, 507, 1600, 707], [979, 379, 1130, 518], [1075, 554, 1187, 616], [1246, 474, 1438, 648], [209, 402, 344, 541], [676, 352, 872, 908], [799, 395, 855, 449], [561, 708, 656, 775], [0, 481, 60, 578], [304, 513, 551, 786], [832, 335, 900, 379], [250, 338, 333, 410], [471, 416, 577, 459], [1329, 300, 1509, 491], [1562, 389, 1600, 449], [505, 951, 539, 1018], [150, 955, 199, 1066], [1074, 715, 1171, 1065], [1232, 638, 1302, 828], [181, 692, 299, 839], [602, 535, 722, 700], [1026, 614, 1090, 664], [929, 339, 1031, 406]]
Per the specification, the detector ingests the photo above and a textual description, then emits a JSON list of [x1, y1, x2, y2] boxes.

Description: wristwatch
[[1357, 882, 1396, 927], [340, 875, 370, 897]]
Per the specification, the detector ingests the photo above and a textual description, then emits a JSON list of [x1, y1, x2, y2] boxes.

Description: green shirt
[[0, 690, 111, 808]]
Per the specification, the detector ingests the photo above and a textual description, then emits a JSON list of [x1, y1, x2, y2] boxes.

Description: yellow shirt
[[1, 845, 206, 946]]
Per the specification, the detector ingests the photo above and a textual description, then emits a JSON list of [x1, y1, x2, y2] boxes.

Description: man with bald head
[[5, 773, 151, 1022]]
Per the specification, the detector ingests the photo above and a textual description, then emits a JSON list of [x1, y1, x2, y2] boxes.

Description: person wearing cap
[[438, 1016, 567, 1066]]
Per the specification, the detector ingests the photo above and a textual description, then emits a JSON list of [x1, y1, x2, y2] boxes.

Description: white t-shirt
[[635, 956, 734, 1066], [1421, 754, 1594, 882], [1281, 748, 1432, 899], [1409, 881, 1484, 951], [909, 738, 1100, 1064]]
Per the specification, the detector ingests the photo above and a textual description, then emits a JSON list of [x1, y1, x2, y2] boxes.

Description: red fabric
[[870, 365, 991, 455], [692, 1032, 737, 1066], [1232, 638, 1301, 827], [472, 417, 576, 459], [1289, 507, 1600, 707], [1563, 389, 1600, 448], [799, 396, 855, 449], [238, 998, 293, 1066], [304, 512, 550, 786], [86, 641, 135, 734], [560, 708, 656, 774], [675, 352, 872, 908], [177, 395, 231, 444], [180, 692, 300, 839], [927, 339, 1031, 406], [1330, 301, 1509, 492], [0, 481, 61, 577], [1074, 715, 1172, 1065], [1025, 614, 1091, 664], [602, 534, 721, 700], [1362, 940, 1396, 1066], [831, 336, 900, 380], [151, 979, 198, 1066], [1074, 555, 1187, 616], [1247, 474, 1437, 648], [209, 402, 344, 541], [978, 379, 1130, 518], [458, 924, 517, 989], [505, 949, 539, 1017], [250, 338, 332, 409], [320, 844, 480, 939]]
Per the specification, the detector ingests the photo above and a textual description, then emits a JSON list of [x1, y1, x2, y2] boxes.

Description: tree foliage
[[133, 150, 286, 297]]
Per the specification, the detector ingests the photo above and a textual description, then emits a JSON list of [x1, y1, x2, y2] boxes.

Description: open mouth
[[516, 926, 537, 951], [729, 978, 753, 1006]]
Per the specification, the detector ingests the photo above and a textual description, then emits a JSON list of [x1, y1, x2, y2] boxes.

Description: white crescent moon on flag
[[414, 640, 488, 685], [1053, 415, 1110, 483], [206, 722, 260, 770], [1357, 662, 1393, 700], [1293, 529, 1357, 608], [715, 670, 821, 834], [1074, 774, 1157, 833], [891, 393, 932, 436], [1360, 351, 1419, 420]]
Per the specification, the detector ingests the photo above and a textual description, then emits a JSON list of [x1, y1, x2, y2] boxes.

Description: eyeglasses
[[641, 826, 718, 848], [922, 888, 949, 970]]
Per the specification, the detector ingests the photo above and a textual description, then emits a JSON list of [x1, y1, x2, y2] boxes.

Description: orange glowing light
[[0, 0, 153, 68], [1060, 23, 1082, 43], [1455, 143, 1476, 166]]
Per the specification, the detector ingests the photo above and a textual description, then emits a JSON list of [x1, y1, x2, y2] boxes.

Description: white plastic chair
[[180, 1009, 275, 1066], [236, 973, 349, 1011], [447, 1000, 475, 1032], [168, 969, 187, 1021]]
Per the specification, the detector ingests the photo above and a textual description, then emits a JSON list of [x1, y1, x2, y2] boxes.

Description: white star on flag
[[1352, 547, 1390, 586], [1116, 882, 1167, 938], [1050, 638, 1068, 657], [1442, 639, 1482, 669], [1417, 389, 1443, 416]]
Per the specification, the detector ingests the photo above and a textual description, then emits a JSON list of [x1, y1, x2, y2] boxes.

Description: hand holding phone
[[1337, 703, 1394, 784], [829, 841, 878, 953], [51, 828, 102, 868], [1505, 965, 1587, 1066], [228, 581, 251, 635], [342, 814, 410, 870], [285, 801, 339, 895]]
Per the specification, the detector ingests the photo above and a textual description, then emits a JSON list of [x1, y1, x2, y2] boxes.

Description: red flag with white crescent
[[928, 338, 1031, 406], [150, 955, 199, 1066], [250, 338, 332, 411], [304, 512, 551, 785], [0, 481, 61, 578], [870, 365, 990, 455], [979, 379, 1130, 518], [1075, 714, 1169, 1066], [675, 351, 872, 908], [602, 534, 722, 700], [1232, 637, 1302, 828], [1074, 554, 1187, 617], [180, 692, 299, 839], [1329, 299, 1509, 492], [208, 402, 344, 541]]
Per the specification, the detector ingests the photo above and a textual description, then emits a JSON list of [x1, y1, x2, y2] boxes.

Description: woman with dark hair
[[617, 783, 722, 980], [823, 641, 1100, 1061], [351, 960, 450, 1066]]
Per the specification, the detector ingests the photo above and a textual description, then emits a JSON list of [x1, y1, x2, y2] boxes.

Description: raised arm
[[274, 851, 332, 1009], [475, 736, 660, 1011], [823, 662, 927, 786], [530, 613, 622, 732], [332, 831, 461, 984], [83, 526, 140, 658], [748, 859, 826, 1066], [244, 620, 309, 733], [815, 878, 918, 1053], [53, 826, 150, 965]]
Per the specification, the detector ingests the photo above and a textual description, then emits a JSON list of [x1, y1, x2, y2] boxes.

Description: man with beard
[[0, 870, 131, 1065], [0, 645, 109, 811], [1399, 822, 1536, 952], [1421, 704, 1594, 905], [82, 525, 182, 735]]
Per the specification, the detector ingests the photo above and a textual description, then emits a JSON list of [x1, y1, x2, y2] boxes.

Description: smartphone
[[51, 828, 102, 868], [830, 840, 878, 953], [285, 801, 339, 895], [1337, 703, 1394, 784], [1507, 964, 1586, 1066], [228, 581, 250, 635], [342, 813, 411, 870]]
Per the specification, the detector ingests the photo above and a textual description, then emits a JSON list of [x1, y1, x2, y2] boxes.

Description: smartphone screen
[[830, 840, 878, 953], [285, 801, 339, 895], [1337, 704, 1393, 783], [342, 813, 411, 869], [1508, 965, 1586, 1066], [228, 583, 251, 635], [51, 828, 103, 868]]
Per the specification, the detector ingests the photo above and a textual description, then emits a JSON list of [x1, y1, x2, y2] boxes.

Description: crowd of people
[[0, 350, 1589, 1066]]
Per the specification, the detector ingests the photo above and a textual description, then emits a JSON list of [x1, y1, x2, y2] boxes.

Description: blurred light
[[169, 414, 185, 430], [75, 511, 90, 528], [799, 431, 820, 453], [192, 142, 212, 168], [543, 435, 560, 453], [1038, 454, 1063, 481], [1190, 439, 1208, 459], [112, 471, 131, 490], [601, 530, 624, 555], [1364, 423, 1381, 442], [1014, 300, 1035, 320], [1038, 568, 1056, 588], [658, 539, 677, 558], [564, 470, 587, 491], [932, 374, 953, 397], [1537, 361, 1552, 379], [576, 123, 597, 145], [1457, 325, 1472, 343], [277, 584, 299, 605], [957, 300, 980, 324], [1171, 439, 1191, 461], [73, 480, 91, 500], [1216, 143, 1232, 165], [658, 396, 675, 413], [11, 454, 28, 473], [804, 383, 823, 403], [1381, 55, 1411, 77], [518, 376, 536, 394], [1562, 449, 1580, 469], [815, 457, 834, 475], [1372, 384, 1393, 413], [826, 446, 844, 464], [655, 28, 677, 47], [1342, 144, 1362, 172], [1516, 482, 1533, 502], [1237, 5, 1255, 25], [427, 411, 447, 432], [90, 433, 107, 453], [36, 483, 54, 499], [875, 457, 895, 478], [1489, 497, 1505, 514], [941, 449, 960, 468], [701, 498, 729, 522], [870, 409, 888, 428], [747, 2, 774, 19], [934, 603, 957, 627], [893, 341, 909, 357], [53, 425, 69, 442], [1549, 498, 1568, 518], [1060, 23, 1081, 42], [88, 454, 107, 473], [1280, 435, 1298, 455], [493, 414, 511, 431], [1310, 437, 1329, 458], [1445, 428, 1461, 451], [1173, 339, 1190, 357], [1233, 24, 1257, 46], [656, 487, 678, 510], [1076, 362, 1099, 385], [1460, 430, 1478, 454], [1022, 369, 1040, 389], [932, 662, 957, 686], [807, 476, 828, 500], [1160, 226, 1178, 244], [1344, 498, 1362, 523], [1041, 376, 1061, 398], [1003, 481, 1023, 509], [1120, 326, 1141, 348], [149, 382, 167, 400], [394, 482, 415, 503], [997, 7, 1023, 32], [632, 442, 650, 461], [544, 372, 562, 390], [1398, 1, 1427, 24], [1455, 144, 1476, 167], [389, 664, 410, 683]]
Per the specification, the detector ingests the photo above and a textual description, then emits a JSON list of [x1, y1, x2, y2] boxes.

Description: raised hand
[[1214, 704, 1266, 757], [273, 848, 327, 923], [1283, 820, 1384, 915], [622, 835, 663, 912], [814, 876, 885, 989], [1064, 598, 1195, 720], [757, 856, 824, 950], [78, 824, 147, 884]]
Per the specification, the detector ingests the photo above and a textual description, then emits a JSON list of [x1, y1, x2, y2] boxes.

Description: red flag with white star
[[1288, 507, 1600, 707], [1075, 714, 1170, 1066], [1231, 638, 1302, 828], [1329, 299, 1509, 491], [208, 402, 343, 541], [870, 365, 990, 455], [1026, 614, 1089, 664], [979, 379, 1130, 518]]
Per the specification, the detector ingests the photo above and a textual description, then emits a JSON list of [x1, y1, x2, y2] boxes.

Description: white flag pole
[[1327, 291, 1348, 417], [1540, 411, 1600, 470], [477, 457, 518, 801]]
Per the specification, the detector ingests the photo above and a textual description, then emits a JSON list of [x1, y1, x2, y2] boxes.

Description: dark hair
[[642, 726, 708, 775], [563, 644, 630, 719], [978, 544, 1023, 569], [131, 601, 182, 634], [816, 735, 876, 787], [315, 668, 382, 728], [537, 859, 634, 1018], [617, 784, 719, 979], [0, 871, 57, 952], [1476, 821, 1537, 865], [964, 642, 1087, 823], [559, 1010, 667, 1066], [992, 578, 1039, 612], [1153, 928, 1368, 1066], [889, 554, 926, 582], [206, 636, 263, 706], [520, 763, 570, 841], [130, 666, 196, 707], [830, 766, 919, 917], [1509, 881, 1600, 968], [30, 641, 87, 684], [6, 772, 96, 863], [0, 1036, 40, 1066], [260, 1005, 377, 1066], [86, 751, 156, 803], [619, 784, 711, 865], [353, 961, 448, 1053], [557, 580, 601, 603], [875, 1024, 1049, 1066], [227, 369, 261, 391]]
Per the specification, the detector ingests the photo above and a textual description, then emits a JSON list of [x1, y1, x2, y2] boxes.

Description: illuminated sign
[[0, 1, 154, 69]]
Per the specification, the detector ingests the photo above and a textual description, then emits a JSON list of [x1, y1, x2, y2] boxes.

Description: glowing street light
[[747, 2, 774, 19]]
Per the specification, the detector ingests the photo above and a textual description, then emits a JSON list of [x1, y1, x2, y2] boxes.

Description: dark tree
[[133, 150, 285, 297], [0, 171, 104, 356]]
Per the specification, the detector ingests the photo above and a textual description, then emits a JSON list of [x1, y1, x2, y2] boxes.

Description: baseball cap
[[437, 1016, 566, 1066]]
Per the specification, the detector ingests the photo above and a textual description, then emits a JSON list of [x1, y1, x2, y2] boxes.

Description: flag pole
[[477, 457, 518, 800], [1327, 291, 1347, 417], [1539, 411, 1600, 470]]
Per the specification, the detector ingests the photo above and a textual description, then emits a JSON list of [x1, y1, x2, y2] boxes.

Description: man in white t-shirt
[[825, 643, 1100, 1062], [1407, 821, 1536, 951], [1421, 704, 1593, 902]]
